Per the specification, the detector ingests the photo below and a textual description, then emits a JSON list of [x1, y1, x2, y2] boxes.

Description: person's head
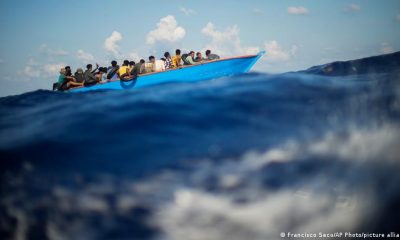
[[123, 60, 129, 66], [65, 66, 71, 71], [196, 52, 202, 58], [189, 51, 195, 57], [206, 50, 211, 56], [140, 59, 145, 64], [86, 64, 92, 70], [129, 61, 135, 66], [100, 67, 107, 73], [111, 60, 117, 67], [164, 52, 171, 58], [60, 68, 66, 75], [149, 56, 155, 63], [76, 68, 83, 74], [175, 49, 181, 55]]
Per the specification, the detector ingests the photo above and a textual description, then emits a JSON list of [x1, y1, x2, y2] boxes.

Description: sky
[[0, 0, 399, 97]]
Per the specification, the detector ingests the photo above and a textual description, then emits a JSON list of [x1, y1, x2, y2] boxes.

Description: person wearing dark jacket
[[84, 63, 99, 86], [74, 68, 85, 83]]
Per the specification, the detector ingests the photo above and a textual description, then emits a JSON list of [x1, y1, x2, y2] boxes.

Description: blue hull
[[69, 51, 264, 92]]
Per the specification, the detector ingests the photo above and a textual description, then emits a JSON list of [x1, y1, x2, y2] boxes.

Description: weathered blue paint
[[69, 51, 265, 93]]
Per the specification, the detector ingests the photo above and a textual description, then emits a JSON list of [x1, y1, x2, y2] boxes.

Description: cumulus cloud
[[39, 44, 69, 56], [42, 63, 66, 77], [104, 31, 123, 56], [146, 15, 186, 45], [287, 6, 309, 15], [344, 4, 361, 12], [179, 7, 196, 16], [128, 52, 141, 61], [20, 58, 65, 79], [77, 49, 94, 62], [202, 22, 259, 56], [263, 40, 297, 62]]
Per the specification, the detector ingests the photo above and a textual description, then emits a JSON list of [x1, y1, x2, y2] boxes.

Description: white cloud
[[381, 43, 394, 54], [146, 15, 186, 45], [179, 7, 196, 16], [77, 49, 94, 62], [345, 4, 361, 12], [128, 52, 141, 61], [287, 6, 309, 15], [42, 63, 66, 77], [201, 22, 259, 56], [252, 8, 263, 15], [263, 40, 297, 62], [104, 31, 123, 56], [39, 44, 69, 56], [20, 58, 65, 79]]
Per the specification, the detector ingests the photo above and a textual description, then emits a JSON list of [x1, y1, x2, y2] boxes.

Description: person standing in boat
[[205, 50, 220, 60], [172, 49, 182, 68], [84, 63, 100, 86], [164, 52, 173, 69]]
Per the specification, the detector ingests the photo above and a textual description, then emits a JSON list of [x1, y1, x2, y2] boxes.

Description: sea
[[1, 52, 400, 240]]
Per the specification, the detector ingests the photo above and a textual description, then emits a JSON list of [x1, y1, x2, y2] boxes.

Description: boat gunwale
[[69, 53, 260, 91]]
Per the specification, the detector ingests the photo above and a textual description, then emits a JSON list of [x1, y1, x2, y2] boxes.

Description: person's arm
[[187, 56, 197, 65], [91, 63, 99, 73]]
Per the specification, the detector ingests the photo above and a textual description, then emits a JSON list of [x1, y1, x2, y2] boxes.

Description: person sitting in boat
[[182, 51, 198, 65], [65, 66, 73, 77], [135, 59, 146, 74], [57, 68, 82, 91], [118, 60, 131, 80], [96, 67, 108, 82], [195, 52, 204, 62], [164, 52, 173, 69], [106, 60, 119, 81], [84, 63, 100, 86], [74, 68, 85, 84], [154, 57, 166, 72], [172, 49, 182, 68], [143, 56, 155, 73], [129, 61, 136, 73], [205, 50, 220, 60]]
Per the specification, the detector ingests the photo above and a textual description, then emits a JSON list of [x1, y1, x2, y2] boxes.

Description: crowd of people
[[54, 49, 220, 91]]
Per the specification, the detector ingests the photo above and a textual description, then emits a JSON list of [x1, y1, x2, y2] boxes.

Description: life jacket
[[181, 53, 190, 65]]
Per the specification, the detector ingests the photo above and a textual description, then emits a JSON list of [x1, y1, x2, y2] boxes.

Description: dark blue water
[[1, 52, 400, 239]]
